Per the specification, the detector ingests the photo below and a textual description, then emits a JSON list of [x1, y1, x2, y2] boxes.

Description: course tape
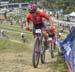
[[54, 19, 75, 25]]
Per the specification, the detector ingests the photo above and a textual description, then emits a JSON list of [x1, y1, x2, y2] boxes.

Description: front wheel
[[49, 41, 54, 58], [32, 38, 40, 68]]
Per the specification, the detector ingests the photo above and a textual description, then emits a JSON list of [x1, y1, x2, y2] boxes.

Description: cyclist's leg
[[40, 23, 48, 41], [33, 26, 37, 38], [41, 28, 49, 49], [42, 31, 48, 40]]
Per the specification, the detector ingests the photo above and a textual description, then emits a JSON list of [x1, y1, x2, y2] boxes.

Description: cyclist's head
[[28, 4, 37, 14], [50, 25, 55, 29], [49, 26, 55, 33]]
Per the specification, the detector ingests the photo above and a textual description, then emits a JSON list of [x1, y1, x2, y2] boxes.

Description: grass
[[54, 55, 68, 72], [0, 19, 69, 72]]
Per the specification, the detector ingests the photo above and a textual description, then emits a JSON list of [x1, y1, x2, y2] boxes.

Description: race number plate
[[35, 29, 41, 33], [48, 37, 52, 41]]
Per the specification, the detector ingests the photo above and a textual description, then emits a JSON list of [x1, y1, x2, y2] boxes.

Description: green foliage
[[64, 6, 75, 14], [7, 0, 31, 3], [1, 0, 75, 13], [41, 0, 75, 14]]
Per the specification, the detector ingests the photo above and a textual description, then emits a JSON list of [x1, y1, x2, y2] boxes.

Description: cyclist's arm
[[26, 14, 30, 27], [48, 17, 54, 26], [26, 20, 29, 27], [54, 29, 59, 39], [55, 30, 58, 36], [25, 15, 30, 30], [41, 12, 54, 26]]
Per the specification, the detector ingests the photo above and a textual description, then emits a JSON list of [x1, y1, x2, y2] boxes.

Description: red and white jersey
[[26, 11, 49, 26]]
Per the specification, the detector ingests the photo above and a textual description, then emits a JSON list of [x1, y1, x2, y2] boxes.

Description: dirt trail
[[0, 38, 59, 72], [0, 50, 57, 72]]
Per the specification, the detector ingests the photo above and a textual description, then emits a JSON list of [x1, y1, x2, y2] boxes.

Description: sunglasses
[[30, 11, 35, 14]]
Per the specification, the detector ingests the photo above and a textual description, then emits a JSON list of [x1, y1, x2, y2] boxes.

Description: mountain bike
[[32, 29, 45, 68], [45, 28, 56, 58]]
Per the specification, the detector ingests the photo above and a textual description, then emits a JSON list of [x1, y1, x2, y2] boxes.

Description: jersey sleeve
[[40, 11, 49, 20]]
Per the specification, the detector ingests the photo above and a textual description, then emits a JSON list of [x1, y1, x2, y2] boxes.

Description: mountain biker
[[49, 25, 56, 38], [49, 25, 56, 49], [25, 4, 54, 42]]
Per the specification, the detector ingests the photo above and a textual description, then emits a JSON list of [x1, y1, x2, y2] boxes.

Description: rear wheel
[[41, 47, 45, 64], [32, 38, 40, 68]]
